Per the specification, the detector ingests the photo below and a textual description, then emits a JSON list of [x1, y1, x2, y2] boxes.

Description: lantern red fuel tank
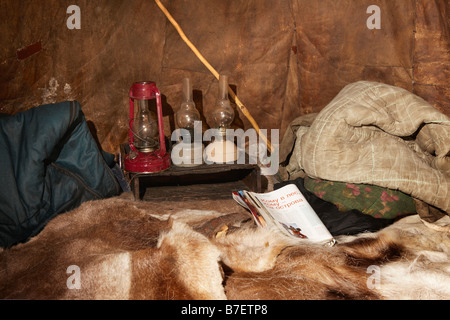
[[124, 81, 171, 173]]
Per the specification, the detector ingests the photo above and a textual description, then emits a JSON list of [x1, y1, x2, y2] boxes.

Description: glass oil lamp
[[172, 77, 204, 166], [205, 75, 237, 163], [124, 81, 171, 173]]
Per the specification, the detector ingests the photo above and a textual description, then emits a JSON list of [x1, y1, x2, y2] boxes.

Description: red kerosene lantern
[[124, 81, 171, 173]]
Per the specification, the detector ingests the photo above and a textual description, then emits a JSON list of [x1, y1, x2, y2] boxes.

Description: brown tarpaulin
[[1, 0, 449, 154]]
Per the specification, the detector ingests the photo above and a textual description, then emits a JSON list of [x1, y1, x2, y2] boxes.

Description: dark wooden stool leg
[[133, 175, 140, 200]]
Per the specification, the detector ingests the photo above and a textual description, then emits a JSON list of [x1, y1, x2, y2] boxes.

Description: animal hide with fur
[[1, 192, 449, 300]]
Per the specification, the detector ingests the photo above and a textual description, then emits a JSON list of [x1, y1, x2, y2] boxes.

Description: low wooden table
[[125, 162, 261, 201]]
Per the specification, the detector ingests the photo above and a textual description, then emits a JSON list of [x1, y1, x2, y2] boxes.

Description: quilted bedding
[[282, 81, 450, 213]]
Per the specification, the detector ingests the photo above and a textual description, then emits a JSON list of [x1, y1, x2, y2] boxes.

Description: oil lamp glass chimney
[[205, 75, 237, 163], [132, 99, 159, 152], [173, 77, 204, 167], [175, 77, 200, 142], [211, 75, 234, 135]]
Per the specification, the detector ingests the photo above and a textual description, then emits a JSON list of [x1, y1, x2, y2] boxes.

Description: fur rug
[[1, 192, 449, 300]]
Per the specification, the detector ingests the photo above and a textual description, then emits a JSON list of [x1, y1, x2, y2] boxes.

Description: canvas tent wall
[[1, 0, 448, 154]]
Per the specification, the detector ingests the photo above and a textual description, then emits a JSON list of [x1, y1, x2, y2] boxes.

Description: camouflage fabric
[[303, 177, 416, 219]]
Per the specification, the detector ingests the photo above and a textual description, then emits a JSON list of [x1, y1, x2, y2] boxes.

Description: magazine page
[[232, 191, 266, 227], [244, 184, 335, 245]]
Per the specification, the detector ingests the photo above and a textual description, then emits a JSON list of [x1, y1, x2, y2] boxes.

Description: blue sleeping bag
[[0, 101, 121, 248]]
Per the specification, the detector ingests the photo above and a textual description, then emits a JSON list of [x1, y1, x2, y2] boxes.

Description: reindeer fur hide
[[1, 192, 449, 300]]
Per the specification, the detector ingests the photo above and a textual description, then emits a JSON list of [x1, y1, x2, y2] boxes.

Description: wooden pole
[[154, 0, 273, 152]]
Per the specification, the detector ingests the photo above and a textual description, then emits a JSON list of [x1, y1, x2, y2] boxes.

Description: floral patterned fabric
[[303, 176, 416, 219]]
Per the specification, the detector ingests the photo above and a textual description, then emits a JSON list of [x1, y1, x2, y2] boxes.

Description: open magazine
[[233, 184, 336, 246]]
